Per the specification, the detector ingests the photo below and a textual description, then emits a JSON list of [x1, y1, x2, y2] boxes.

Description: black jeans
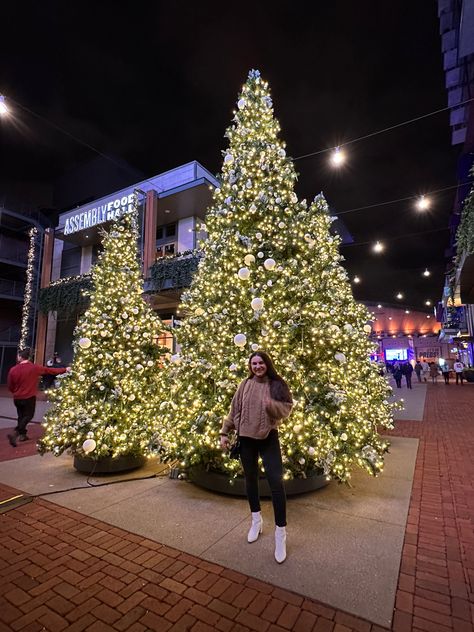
[[239, 430, 287, 527], [405, 375, 412, 389], [455, 373, 464, 385], [443, 372, 450, 384], [13, 397, 36, 436]]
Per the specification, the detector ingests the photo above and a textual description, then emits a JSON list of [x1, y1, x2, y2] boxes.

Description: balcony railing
[[0, 325, 21, 343], [0, 236, 29, 264], [0, 278, 26, 298]]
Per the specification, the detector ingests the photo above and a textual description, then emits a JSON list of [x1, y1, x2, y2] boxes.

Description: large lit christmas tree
[[39, 195, 167, 459], [158, 70, 395, 483]]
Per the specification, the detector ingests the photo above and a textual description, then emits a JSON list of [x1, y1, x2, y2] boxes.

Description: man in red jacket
[[7, 348, 69, 447]]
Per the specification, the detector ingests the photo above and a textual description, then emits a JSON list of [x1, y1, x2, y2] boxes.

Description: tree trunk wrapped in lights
[[38, 195, 168, 460], [157, 70, 396, 484]]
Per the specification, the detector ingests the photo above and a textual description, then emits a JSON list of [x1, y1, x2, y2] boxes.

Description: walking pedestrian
[[401, 362, 413, 389], [393, 362, 403, 388], [220, 351, 293, 563], [7, 348, 69, 447], [441, 363, 450, 385], [421, 360, 430, 383], [414, 360, 423, 383], [453, 359, 464, 385], [429, 362, 439, 384]]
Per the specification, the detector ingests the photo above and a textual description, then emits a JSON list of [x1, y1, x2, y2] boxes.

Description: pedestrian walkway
[[0, 383, 473, 631]]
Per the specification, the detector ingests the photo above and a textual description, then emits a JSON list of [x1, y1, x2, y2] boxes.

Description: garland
[[149, 250, 202, 291], [39, 274, 93, 316], [455, 169, 474, 268], [19, 227, 39, 349]]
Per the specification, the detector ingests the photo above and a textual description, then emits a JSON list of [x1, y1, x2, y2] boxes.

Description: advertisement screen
[[385, 349, 407, 361]]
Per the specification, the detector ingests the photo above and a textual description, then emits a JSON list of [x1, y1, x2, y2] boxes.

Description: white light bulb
[[0, 96, 8, 116], [373, 241, 384, 253], [423, 268, 430, 277], [396, 293, 403, 300], [330, 146, 345, 167], [416, 195, 430, 211], [425, 300, 432, 306], [353, 275, 360, 284]]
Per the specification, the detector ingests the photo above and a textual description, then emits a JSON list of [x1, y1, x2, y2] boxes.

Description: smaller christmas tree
[[39, 194, 167, 459]]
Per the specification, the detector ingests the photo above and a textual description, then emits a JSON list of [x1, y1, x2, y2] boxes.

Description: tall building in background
[[438, 0, 474, 365]]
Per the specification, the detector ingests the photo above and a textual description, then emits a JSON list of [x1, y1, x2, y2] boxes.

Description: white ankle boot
[[274, 526, 287, 563], [247, 511, 263, 543]]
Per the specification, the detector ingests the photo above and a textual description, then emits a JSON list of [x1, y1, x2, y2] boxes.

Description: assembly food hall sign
[[63, 193, 136, 236]]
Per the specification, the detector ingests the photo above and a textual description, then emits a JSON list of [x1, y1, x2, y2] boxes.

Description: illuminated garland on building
[[19, 227, 38, 350]]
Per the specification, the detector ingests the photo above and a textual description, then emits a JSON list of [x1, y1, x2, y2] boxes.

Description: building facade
[[35, 162, 219, 364]]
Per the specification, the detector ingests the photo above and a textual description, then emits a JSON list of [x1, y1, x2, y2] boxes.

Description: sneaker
[[18, 435, 29, 442], [7, 433, 17, 447]]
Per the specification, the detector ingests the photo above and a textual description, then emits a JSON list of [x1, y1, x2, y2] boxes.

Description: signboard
[[63, 193, 136, 236]]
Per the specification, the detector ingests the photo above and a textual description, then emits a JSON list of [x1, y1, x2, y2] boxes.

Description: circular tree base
[[188, 466, 328, 497], [73, 454, 146, 475]]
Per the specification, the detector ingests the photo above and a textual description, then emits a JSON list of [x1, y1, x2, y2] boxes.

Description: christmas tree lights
[[19, 227, 38, 349], [157, 70, 396, 483], [39, 194, 168, 459]]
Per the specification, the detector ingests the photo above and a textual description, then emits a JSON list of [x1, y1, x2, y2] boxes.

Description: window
[[156, 223, 176, 243], [156, 243, 176, 259]]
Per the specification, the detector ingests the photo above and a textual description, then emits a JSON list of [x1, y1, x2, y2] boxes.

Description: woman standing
[[220, 352, 293, 563], [429, 362, 439, 384], [392, 362, 403, 388]]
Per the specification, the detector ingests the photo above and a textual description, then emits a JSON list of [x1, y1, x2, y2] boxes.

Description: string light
[[373, 241, 384, 253], [19, 227, 38, 349], [330, 146, 346, 167], [423, 268, 431, 277], [377, 304, 382, 308], [0, 95, 8, 116], [353, 275, 361, 283], [416, 195, 430, 211], [396, 292, 403, 300], [425, 300, 432, 306]]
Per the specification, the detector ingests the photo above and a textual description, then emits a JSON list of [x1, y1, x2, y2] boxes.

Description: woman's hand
[[220, 435, 230, 450]]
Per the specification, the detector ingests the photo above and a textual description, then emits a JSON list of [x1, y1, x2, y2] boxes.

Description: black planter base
[[188, 465, 328, 497], [73, 454, 146, 475]]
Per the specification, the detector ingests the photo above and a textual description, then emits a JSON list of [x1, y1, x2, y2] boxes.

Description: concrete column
[[35, 229, 55, 364], [80, 245, 93, 274], [143, 190, 158, 276]]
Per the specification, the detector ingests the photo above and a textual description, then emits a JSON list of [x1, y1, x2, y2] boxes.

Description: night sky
[[0, 2, 461, 310]]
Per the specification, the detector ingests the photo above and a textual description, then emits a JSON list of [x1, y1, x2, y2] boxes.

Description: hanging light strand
[[19, 227, 38, 349]]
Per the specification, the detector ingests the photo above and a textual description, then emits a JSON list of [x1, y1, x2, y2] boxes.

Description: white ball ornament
[[251, 343, 259, 351], [363, 324, 372, 334], [290, 192, 298, 203], [249, 204, 257, 214], [237, 98, 246, 109], [195, 307, 205, 316], [238, 267, 251, 280], [234, 333, 247, 347], [251, 297, 264, 311], [82, 439, 96, 454], [264, 258, 276, 270], [257, 252, 264, 258], [299, 457, 306, 465], [308, 447, 316, 456], [335, 352, 347, 364], [255, 232, 262, 240], [224, 154, 234, 164], [170, 354, 181, 364], [278, 148, 286, 158], [229, 363, 238, 371], [341, 433, 348, 441], [273, 321, 281, 329], [343, 324, 353, 334], [304, 233, 312, 242], [244, 254, 255, 266], [267, 280, 273, 287], [278, 222, 285, 229], [79, 337, 91, 349]]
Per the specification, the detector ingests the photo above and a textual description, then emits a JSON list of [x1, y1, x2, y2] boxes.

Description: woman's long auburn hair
[[247, 351, 292, 403]]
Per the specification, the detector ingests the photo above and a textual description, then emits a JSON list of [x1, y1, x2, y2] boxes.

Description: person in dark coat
[[401, 362, 413, 389], [392, 362, 403, 388], [414, 360, 423, 383]]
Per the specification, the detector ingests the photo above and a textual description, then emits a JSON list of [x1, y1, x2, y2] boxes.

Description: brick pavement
[[0, 383, 473, 631]]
